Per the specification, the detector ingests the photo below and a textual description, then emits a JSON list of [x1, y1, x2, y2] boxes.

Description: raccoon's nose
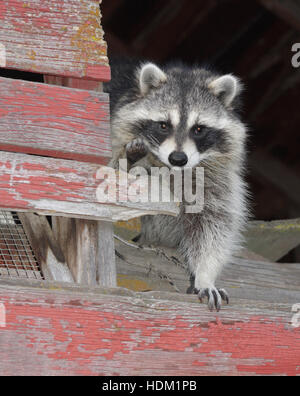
[[168, 151, 188, 167]]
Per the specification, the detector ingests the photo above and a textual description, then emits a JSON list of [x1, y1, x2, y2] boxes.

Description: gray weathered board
[[115, 239, 300, 306], [0, 276, 298, 376], [245, 218, 300, 262]]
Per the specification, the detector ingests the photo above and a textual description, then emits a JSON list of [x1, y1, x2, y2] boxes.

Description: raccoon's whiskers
[[148, 134, 159, 147]]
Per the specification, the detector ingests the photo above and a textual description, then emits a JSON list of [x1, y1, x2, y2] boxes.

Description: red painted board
[[0, 151, 179, 220], [0, 77, 111, 164], [0, 283, 299, 376], [0, 0, 110, 81]]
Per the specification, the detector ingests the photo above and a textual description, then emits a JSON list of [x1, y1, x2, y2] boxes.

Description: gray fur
[[104, 59, 249, 311]]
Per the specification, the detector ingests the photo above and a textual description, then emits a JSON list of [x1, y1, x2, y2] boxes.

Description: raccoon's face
[[117, 62, 246, 169]]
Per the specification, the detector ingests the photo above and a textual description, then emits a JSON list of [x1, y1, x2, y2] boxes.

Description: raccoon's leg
[[180, 212, 238, 311]]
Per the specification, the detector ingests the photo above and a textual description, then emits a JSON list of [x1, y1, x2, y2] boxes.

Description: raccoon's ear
[[208, 74, 242, 108], [139, 63, 167, 95]]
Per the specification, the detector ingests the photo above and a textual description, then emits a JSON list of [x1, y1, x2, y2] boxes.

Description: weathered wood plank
[[0, 0, 110, 80], [114, 239, 300, 304], [43, 75, 103, 92], [97, 221, 117, 287], [0, 280, 298, 376], [245, 219, 300, 262], [52, 218, 95, 286], [259, 0, 300, 31], [114, 217, 300, 263], [0, 152, 180, 221], [43, 75, 117, 288], [52, 218, 116, 287], [0, 77, 111, 164], [18, 213, 73, 283], [250, 149, 300, 208]]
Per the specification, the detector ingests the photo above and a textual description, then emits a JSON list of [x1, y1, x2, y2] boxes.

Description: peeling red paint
[[21, 163, 47, 172], [0, 294, 299, 376], [0, 2, 7, 19], [0, 189, 29, 209], [13, 175, 86, 202], [86, 65, 111, 82], [0, 0, 110, 80], [0, 77, 111, 164], [0, 151, 115, 218], [0, 161, 12, 169]]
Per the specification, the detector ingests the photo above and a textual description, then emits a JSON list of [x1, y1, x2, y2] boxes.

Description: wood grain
[[43, 75, 117, 288], [115, 239, 300, 304], [0, 77, 111, 164], [0, 151, 180, 221], [52, 218, 116, 287], [18, 213, 73, 283], [52, 218, 95, 285], [245, 218, 300, 262], [0, 0, 110, 80], [259, 0, 300, 31], [0, 279, 298, 376], [97, 221, 116, 287]]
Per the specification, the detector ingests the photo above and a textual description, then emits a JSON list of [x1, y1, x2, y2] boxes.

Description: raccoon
[[104, 58, 248, 311]]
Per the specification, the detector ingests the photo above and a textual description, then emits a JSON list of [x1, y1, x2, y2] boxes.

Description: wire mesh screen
[[0, 211, 43, 280]]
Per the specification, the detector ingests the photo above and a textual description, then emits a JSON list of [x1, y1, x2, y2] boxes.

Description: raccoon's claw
[[196, 287, 229, 312], [126, 138, 148, 164]]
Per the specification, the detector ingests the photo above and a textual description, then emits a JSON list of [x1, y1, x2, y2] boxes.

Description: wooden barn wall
[[0, 0, 299, 260]]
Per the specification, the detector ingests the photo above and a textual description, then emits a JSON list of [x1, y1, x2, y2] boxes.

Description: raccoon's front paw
[[195, 287, 229, 312], [126, 138, 148, 164]]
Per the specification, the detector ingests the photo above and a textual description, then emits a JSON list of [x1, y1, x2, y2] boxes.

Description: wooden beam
[[259, 0, 300, 31], [115, 237, 300, 303], [0, 278, 298, 376], [135, 0, 217, 59], [18, 213, 73, 283], [100, 0, 124, 21], [105, 31, 136, 56], [43, 75, 103, 91], [132, 0, 185, 51], [244, 219, 300, 262], [52, 218, 96, 286], [43, 69, 117, 288], [0, 77, 111, 165], [52, 218, 116, 287], [235, 20, 293, 76], [0, 0, 110, 80], [0, 151, 180, 221], [43, 75, 117, 288], [250, 149, 300, 208], [249, 63, 292, 120], [97, 221, 116, 287]]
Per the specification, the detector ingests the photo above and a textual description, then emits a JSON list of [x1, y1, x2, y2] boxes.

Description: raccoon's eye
[[159, 122, 169, 132], [193, 126, 203, 136]]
